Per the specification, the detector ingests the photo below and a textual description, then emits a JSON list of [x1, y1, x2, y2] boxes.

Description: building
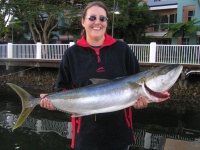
[[146, 0, 200, 45]]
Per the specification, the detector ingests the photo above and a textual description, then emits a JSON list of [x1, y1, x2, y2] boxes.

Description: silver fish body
[[7, 64, 183, 130], [48, 64, 182, 115]]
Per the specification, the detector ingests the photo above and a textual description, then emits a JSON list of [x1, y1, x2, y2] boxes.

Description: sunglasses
[[87, 15, 108, 22]]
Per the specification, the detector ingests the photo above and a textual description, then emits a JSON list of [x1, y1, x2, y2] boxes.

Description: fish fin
[[90, 76, 124, 85], [127, 82, 141, 88], [7, 83, 37, 131], [89, 78, 110, 84], [71, 113, 83, 117], [71, 112, 94, 117]]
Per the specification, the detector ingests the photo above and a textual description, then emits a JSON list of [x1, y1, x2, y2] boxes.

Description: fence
[[1, 42, 200, 65]]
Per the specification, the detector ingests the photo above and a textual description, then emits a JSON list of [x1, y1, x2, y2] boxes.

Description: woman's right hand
[[40, 94, 56, 110]]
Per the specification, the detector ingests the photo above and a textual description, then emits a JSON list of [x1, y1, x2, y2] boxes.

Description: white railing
[[0, 44, 8, 58], [12, 44, 37, 59], [41, 44, 71, 60], [156, 45, 200, 64], [3, 43, 72, 60], [129, 44, 150, 63], [1, 42, 200, 65]]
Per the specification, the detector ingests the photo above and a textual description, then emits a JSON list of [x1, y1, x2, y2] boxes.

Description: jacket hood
[[76, 34, 116, 48]]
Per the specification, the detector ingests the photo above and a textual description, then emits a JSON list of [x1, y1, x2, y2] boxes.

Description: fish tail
[[7, 83, 37, 131]]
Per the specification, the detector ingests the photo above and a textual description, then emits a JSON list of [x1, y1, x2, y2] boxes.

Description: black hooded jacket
[[56, 34, 140, 150]]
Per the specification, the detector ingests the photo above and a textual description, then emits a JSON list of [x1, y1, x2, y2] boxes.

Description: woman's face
[[82, 6, 108, 40]]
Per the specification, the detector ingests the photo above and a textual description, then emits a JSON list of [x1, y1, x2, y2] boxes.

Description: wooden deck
[[1, 58, 200, 70], [163, 139, 200, 150]]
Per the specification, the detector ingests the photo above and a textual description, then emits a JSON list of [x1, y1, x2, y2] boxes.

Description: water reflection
[[0, 95, 72, 150], [131, 110, 200, 149], [0, 94, 200, 150], [0, 110, 71, 138]]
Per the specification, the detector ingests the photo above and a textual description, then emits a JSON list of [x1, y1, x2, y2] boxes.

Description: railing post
[[36, 42, 42, 59], [69, 42, 75, 47], [149, 42, 156, 63], [7, 43, 13, 58]]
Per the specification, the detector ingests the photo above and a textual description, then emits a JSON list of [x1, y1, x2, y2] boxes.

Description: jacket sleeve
[[56, 49, 73, 92], [125, 44, 140, 75]]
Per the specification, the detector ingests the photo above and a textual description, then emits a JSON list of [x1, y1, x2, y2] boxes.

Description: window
[[198, 37, 200, 44], [188, 10, 195, 21], [169, 14, 177, 23], [161, 14, 177, 24], [153, 25, 159, 32], [156, 39, 171, 45], [182, 38, 189, 45], [161, 15, 168, 23], [153, 14, 177, 32]]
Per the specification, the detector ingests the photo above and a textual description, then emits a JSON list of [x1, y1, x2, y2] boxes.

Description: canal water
[[0, 91, 200, 150]]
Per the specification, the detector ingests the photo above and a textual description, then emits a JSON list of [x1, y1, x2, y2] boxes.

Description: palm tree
[[162, 19, 200, 44]]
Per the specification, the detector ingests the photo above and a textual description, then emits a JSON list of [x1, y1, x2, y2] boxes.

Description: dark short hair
[[82, 1, 109, 19]]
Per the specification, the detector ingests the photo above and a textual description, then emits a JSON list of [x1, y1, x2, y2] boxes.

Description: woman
[[40, 1, 148, 150]]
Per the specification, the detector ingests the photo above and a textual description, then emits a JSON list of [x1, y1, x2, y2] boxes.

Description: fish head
[[143, 64, 183, 92], [142, 81, 171, 103]]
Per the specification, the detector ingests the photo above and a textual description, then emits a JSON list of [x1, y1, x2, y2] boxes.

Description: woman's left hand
[[134, 96, 148, 109]]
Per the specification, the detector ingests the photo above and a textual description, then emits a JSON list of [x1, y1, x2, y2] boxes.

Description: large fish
[[7, 64, 183, 130]]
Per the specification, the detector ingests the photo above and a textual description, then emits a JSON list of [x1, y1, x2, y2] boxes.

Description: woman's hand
[[40, 94, 56, 110], [134, 96, 148, 109]]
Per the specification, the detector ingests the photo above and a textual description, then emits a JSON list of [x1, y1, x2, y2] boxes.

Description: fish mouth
[[143, 82, 170, 102]]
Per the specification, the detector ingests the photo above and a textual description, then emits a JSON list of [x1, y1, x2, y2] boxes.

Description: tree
[[69, 0, 160, 43], [1, 0, 74, 44], [115, 0, 160, 43], [0, 0, 13, 42], [1, 0, 160, 44], [15, 0, 74, 44], [162, 19, 200, 44]]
